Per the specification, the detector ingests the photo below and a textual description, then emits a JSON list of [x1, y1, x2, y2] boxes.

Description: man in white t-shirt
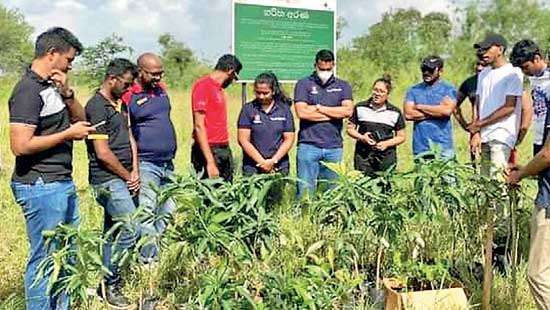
[[509, 39, 550, 309], [468, 34, 524, 177]]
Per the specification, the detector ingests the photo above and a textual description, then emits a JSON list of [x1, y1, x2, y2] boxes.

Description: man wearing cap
[[468, 34, 524, 177], [508, 39, 550, 309], [404, 55, 457, 160], [191, 54, 242, 182], [294, 49, 353, 198]]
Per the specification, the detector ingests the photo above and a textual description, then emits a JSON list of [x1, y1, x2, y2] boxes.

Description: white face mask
[[316, 70, 333, 84]]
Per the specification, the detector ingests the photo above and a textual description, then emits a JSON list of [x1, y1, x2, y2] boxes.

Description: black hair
[[35, 27, 83, 58], [510, 39, 542, 67], [105, 58, 138, 80], [315, 49, 335, 63], [372, 74, 393, 94], [254, 71, 292, 105], [215, 54, 243, 73]]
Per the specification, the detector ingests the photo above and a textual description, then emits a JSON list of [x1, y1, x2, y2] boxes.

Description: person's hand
[[467, 120, 481, 134], [505, 167, 522, 185], [361, 132, 377, 145], [206, 161, 220, 178], [127, 169, 140, 192], [470, 132, 481, 156], [375, 140, 390, 151], [258, 158, 276, 173], [50, 69, 72, 97], [66, 121, 95, 140]]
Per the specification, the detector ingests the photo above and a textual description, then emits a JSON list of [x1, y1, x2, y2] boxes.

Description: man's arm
[[92, 139, 132, 181], [403, 101, 428, 121], [192, 111, 219, 178], [318, 99, 354, 119], [516, 90, 533, 146], [416, 96, 457, 118], [294, 101, 331, 122], [10, 122, 93, 156], [477, 95, 519, 129], [127, 117, 140, 191], [453, 90, 470, 130]]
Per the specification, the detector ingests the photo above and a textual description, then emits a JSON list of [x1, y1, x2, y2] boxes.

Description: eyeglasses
[[140, 67, 164, 78], [421, 65, 437, 74]]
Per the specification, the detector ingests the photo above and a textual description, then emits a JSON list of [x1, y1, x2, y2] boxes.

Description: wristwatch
[[60, 89, 75, 100]]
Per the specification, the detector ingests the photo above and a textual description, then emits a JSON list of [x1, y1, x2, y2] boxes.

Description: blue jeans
[[296, 143, 343, 198], [92, 178, 139, 285], [138, 161, 176, 262], [11, 178, 79, 310]]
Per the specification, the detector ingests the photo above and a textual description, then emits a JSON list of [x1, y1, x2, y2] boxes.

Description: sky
[[4, 0, 463, 63]]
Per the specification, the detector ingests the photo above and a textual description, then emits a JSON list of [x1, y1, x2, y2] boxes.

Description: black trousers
[[353, 150, 396, 177], [191, 143, 233, 182]]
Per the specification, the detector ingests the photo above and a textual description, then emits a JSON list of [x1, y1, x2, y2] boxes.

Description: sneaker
[[97, 282, 133, 309]]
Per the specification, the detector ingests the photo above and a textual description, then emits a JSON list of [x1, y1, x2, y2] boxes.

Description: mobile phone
[[92, 120, 106, 129]]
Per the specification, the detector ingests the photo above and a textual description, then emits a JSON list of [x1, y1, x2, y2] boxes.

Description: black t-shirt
[[458, 74, 478, 106], [349, 100, 405, 156], [85, 92, 133, 185], [9, 68, 73, 183]]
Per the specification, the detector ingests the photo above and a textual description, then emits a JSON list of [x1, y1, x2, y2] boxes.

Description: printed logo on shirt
[[136, 97, 148, 105], [326, 88, 342, 93], [270, 117, 286, 121], [38, 86, 65, 118], [310, 86, 318, 94], [253, 114, 262, 124]]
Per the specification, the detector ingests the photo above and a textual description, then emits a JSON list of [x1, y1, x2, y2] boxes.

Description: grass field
[[0, 77, 539, 308]]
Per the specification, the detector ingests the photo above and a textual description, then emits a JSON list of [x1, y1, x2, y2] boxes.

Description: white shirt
[[529, 67, 550, 145], [477, 63, 524, 148]]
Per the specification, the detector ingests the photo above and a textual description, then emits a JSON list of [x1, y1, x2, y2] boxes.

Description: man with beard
[[8, 27, 94, 310], [468, 34, 524, 177], [121, 53, 177, 265], [294, 49, 353, 198], [191, 54, 242, 182], [404, 55, 458, 160], [85, 58, 140, 308]]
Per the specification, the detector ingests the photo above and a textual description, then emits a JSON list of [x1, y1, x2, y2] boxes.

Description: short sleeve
[[340, 81, 353, 101], [395, 110, 406, 131], [9, 83, 42, 125], [237, 105, 252, 129], [293, 79, 310, 103], [85, 98, 108, 134], [504, 71, 524, 97], [192, 81, 209, 112], [458, 79, 469, 96], [348, 105, 358, 124], [405, 87, 415, 103], [283, 106, 295, 132]]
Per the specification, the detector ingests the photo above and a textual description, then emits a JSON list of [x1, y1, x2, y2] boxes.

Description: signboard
[[232, 0, 336, 82]]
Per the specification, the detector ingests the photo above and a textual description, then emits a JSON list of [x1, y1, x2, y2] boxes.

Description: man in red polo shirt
[[191, 54, 242, 182]]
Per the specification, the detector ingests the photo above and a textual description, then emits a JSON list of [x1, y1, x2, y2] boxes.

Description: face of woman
[[254, 83, 274, 105], [371, 81, 389, 105]]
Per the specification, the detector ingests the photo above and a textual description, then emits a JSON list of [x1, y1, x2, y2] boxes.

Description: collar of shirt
[[26, 67, 52, 86], [422, 79, 442, 89], [367, 100, 388, 112], [252, 99, 282, 115], [128, 81, 166, 97]]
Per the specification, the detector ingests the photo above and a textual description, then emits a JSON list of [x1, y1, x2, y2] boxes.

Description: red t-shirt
[[191, 76, 229, 145]]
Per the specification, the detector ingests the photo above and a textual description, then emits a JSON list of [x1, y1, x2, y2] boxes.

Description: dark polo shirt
[[238, 99, 295, 174], [294, 73, 353, 149], [85, 92, 133, 185], [8, 68, 73, 183]]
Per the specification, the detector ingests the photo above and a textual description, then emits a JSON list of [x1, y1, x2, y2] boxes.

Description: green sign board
[[233, 0, 335, 82]]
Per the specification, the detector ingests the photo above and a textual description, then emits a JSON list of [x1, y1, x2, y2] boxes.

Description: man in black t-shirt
[[85, 59, 139, 308], [453, 60, 486, 131], [8, 27, 94, 310]]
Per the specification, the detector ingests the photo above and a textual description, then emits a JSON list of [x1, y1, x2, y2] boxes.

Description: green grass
[[0, 78, 538, 308]]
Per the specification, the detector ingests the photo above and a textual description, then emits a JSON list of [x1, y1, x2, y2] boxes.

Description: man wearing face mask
[[468, 34, 524, 177], [191, 54, 242, 182], [404, 55, 458, 160], [294, 49, 353, 198], [85, 58, 140, 308]]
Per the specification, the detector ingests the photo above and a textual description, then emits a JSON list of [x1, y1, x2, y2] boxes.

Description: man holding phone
[[85, 58, 140, 308], [404, 55, 458, 161], [8, 27, 94, 310]]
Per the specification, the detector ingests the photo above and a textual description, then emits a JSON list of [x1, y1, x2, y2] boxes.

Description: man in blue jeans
[[85, 58, 140, 308], [9, 27, 94, 309], [294, 50, 353, 198], [122, 53, 177, 264]]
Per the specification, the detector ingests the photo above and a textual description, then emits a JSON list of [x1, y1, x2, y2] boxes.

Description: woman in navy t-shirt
[[238, 72, 295, 175]]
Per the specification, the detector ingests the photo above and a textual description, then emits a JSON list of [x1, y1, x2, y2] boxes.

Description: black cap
[[421, 55, 444, 70], [474, 34, 508, 49]]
